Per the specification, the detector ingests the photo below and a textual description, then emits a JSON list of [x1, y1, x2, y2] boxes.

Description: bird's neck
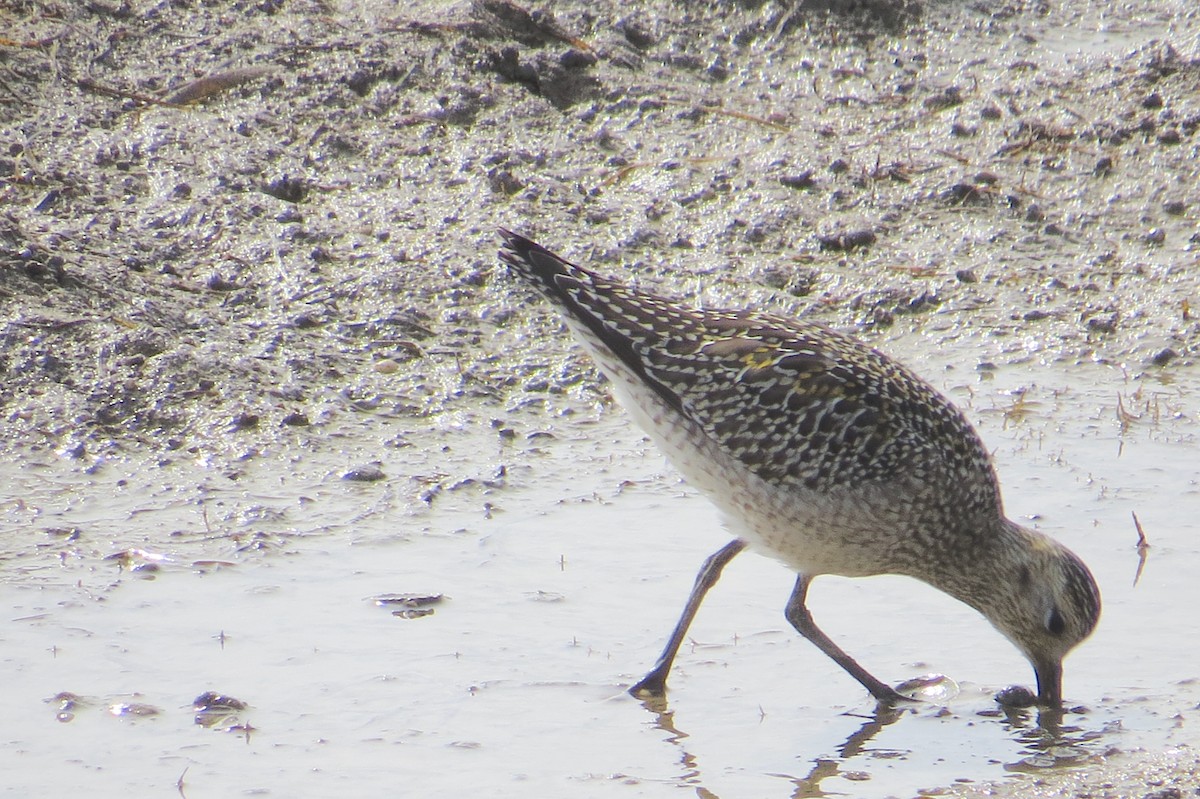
[[916, 515, 1033, 616]]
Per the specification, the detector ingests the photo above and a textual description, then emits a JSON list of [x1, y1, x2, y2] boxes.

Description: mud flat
[[2, 1, 1199, 796]]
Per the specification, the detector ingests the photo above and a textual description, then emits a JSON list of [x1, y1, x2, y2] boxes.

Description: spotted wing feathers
[[498, 229, 1001, 516]]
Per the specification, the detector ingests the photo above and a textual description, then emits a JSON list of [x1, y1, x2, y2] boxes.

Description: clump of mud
[[1, 0, 1197, 470]]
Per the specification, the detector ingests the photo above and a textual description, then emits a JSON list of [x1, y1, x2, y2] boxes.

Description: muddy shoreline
[[3, 0, 1199, 795], [3, 0, 1198, 466]]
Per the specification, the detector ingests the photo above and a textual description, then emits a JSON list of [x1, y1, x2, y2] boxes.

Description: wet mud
[[2, 0, 1200, 796]]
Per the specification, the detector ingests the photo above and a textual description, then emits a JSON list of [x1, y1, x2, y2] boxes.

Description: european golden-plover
[[498, 228, 1100, 707]]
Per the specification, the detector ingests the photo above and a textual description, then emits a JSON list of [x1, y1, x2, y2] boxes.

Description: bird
[[497, 228, 1100, 707]]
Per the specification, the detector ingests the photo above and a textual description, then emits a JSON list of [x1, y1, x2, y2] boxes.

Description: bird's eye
[[1045, 606, 1066, 636]]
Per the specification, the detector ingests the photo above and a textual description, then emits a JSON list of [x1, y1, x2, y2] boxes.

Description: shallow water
[[3, 349, 1199, 797]]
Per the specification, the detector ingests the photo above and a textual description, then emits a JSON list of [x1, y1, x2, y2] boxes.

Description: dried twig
[[935, 148, 971, 165], [598, 155, 728, 187], [163, 66, 270, 106], [77, 67, 269, 110], [76, 77, 186, 108], [0, 32, 64, 48], [658, 97, 789, 130], [1132, 511, 1150, 587], [477, 0, 593, 51], [1116, 392, 1140, 433]]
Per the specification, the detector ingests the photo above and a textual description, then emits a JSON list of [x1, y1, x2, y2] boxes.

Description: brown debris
[[162, 67, 271, 106], [1132, 511, 1150, 587]]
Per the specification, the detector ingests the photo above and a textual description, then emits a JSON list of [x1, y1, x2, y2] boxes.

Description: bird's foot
[[628, 670, 669, 699], [870, 688, 910, 706]]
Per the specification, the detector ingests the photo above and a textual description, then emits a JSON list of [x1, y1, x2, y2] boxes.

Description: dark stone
[[994, 684, 1037, 707], [231, 412, 260, 430], [817, 229, 876, 251], [1150, 348, 1178, 366], [619, 19, 657, 50], [262, 175, 308, 203], [343, 465, 387, 482], [780, 171, 816, 190]]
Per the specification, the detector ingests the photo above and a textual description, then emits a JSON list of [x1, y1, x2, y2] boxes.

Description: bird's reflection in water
[[638, 694, 906, 798], [783, 704, 907, 799], [991, 705, 1107, 772], [638, 696, 701, 788], [639, 695, 1106, 797]]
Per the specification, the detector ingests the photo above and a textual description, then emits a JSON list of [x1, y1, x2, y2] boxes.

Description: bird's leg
[[629, 538, 748, 698], [784, 574, 907, 705]]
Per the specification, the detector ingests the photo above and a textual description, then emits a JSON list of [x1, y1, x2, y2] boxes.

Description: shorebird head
[[984, 528, 1101, 706]]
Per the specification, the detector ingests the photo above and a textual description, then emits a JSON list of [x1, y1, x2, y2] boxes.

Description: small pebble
[[780, 171, 816, 190], [193, 692, 247, 712], [1150, 348, 1177, 366], [193, 691, 248, 729], [263, 175, 307, 203], [293, 313, 323, 329], [944, 182, 985, 204], [231, 412, 259, 430], [817, 229, 876, 251], [995, 684, 1038, 707], [620, 20, 657, 50], [343, 465, 386, 482]]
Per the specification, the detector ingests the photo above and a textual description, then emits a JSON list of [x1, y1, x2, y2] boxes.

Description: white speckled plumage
[[498, 228, 1100, 707]]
